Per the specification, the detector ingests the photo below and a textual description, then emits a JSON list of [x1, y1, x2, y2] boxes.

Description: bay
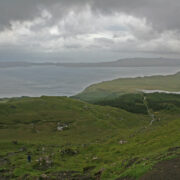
[[0, 66, 180, 98]]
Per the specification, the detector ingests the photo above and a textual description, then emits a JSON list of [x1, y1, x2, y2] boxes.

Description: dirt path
[[140, 157, 180, 180], [117, 157, 180, 180], [143, 96, 156, 126]]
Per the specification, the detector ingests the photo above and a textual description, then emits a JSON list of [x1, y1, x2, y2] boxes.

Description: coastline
[[1, 70, 180, 100]]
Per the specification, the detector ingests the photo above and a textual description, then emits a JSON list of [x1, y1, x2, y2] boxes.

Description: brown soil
[[140, 157, 180, 180]]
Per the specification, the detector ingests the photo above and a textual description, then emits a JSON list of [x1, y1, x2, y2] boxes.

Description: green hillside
[[73, 72, 180, 102], [0, 96, 147, 144], [1, 95, 180, 179]]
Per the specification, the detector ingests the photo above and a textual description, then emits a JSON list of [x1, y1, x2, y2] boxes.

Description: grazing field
[[1, 94, 180, 179]]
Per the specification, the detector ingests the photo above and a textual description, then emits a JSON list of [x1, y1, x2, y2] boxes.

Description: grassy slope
[[73, 72, 180, 102], [71, 70, 180, 179], [1, 95, 180, 179], [0, 96, 149, 179], [0, 96, 147, 144]]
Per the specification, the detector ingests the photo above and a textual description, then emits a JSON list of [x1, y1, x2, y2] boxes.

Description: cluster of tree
[[145, 93, 180, 112], [95, 93, 147, 114], [95, 93, 180, 114]]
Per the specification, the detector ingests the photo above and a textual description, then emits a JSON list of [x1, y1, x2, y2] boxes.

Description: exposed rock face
[[60, 148, 78, 156], [34, 156, 53, 170], [12, 140, 18, 145], [119, 140, 128, 144], [83, 166, 96, 174], [94, 168, 105, 180], [57, 122, 68, 131]]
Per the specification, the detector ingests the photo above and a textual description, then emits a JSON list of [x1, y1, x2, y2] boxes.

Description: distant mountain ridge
[[1, 57, 180, 68]]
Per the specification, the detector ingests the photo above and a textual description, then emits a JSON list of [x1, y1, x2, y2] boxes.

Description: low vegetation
[[1, 73, 180, 179], [73, 72, 180, 102]]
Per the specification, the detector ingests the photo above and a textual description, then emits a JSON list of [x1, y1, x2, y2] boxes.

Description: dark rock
[[124, 158, 139, 168], [168, 146, 180, 152], [10, 105, 16, 109], [12, 140, 18, 145], [83, 166, 96, 173], [0, 158, 10, 166], [94, 168, 105, 180], [60, 148, 78, 156], [19, 147, 27, 152]]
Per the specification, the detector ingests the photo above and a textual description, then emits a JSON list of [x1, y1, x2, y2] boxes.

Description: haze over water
[[1, 66, 180, 98]]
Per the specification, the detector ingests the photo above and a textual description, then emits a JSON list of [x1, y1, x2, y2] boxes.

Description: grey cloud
[[0, 0, 86, 28], [90, 0, 180, 31], [0, 0, 180, 31], [0, 0, 180, 62]]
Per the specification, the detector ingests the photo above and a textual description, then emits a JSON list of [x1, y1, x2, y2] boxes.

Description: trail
[[143, 96, 156, 126], [128, 95, 157, 138]]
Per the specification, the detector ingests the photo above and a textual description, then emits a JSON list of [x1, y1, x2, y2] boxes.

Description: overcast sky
[[0, 0, 180, 62]]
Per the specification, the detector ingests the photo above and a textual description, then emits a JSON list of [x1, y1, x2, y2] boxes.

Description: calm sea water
[[1, 66, 180, 98]]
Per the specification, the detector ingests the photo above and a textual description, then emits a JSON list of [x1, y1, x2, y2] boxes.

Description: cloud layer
[[0, 0, 180, 62]]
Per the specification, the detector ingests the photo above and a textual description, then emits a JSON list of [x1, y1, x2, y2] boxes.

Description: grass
[[0, 96, 151, 179], [1, 73, 180, 179], [73, 72, 180, 102], [0, 95, 180, 179]]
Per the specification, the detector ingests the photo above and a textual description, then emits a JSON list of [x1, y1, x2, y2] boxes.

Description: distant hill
[[1, 57, 180, 68], [58, 57, 180, 67], [0, 61, 53, 68]]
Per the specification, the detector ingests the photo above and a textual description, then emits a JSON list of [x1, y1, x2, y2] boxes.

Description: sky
[[0, 0, 180, 62]]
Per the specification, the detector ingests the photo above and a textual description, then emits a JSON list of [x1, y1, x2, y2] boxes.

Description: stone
[[57, 123, 68, 131], [119, 140, 128, 144]]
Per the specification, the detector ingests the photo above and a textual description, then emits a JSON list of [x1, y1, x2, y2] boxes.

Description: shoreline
[[1, 70, 180, 100]]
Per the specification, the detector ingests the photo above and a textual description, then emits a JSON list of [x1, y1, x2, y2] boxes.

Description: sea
[[1, 66, 180, 98]]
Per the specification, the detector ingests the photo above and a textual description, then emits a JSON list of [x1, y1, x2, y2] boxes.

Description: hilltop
[[57, 57, 180, 67]]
